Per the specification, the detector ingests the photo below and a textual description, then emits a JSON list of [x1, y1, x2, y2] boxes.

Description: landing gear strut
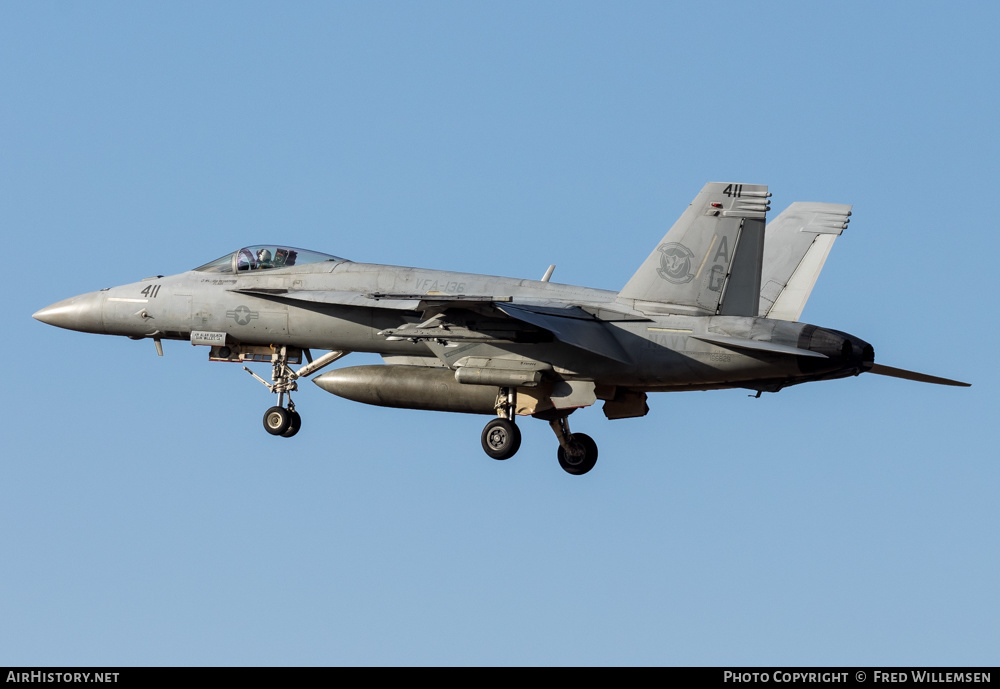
[[244, 347, 347, 438], [481, 387, 521, 459]]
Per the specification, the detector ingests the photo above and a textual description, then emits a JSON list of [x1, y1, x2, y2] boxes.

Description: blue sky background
[[2, 1, 996, 666]]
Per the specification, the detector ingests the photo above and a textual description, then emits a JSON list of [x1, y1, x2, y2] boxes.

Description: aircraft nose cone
[[33, 291, 106, 334]]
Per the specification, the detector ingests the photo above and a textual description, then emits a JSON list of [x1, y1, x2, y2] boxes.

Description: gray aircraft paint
[[33, 183, 969, 475]]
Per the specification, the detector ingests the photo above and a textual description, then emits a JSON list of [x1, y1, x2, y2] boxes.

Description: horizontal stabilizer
[[869, 364, 970, 387], [691, 333, 828, 358]]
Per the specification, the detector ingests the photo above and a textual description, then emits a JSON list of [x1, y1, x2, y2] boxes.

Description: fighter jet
[[33, 182, 969, 475]]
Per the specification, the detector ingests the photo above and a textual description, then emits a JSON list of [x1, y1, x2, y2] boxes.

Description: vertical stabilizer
[[619, 182, 770, 315], [758, 202, 852, 321]]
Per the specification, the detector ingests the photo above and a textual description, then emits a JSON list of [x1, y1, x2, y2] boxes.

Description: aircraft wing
[[379, 302, 634, 364], [231, 288, 511, 311], [495, 303, 632, 363], [758, 202, 852, 321], [232, 288, 633, 363]]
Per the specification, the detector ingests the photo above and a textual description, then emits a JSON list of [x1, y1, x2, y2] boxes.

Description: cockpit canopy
[[194, 246, 347, 274]]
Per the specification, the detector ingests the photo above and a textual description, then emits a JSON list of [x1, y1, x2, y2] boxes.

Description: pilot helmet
[[257, 249, 272, 262]]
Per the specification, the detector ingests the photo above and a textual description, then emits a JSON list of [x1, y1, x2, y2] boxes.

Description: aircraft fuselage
[[35, 183, 965, 475], [35, 259, 872, 393]]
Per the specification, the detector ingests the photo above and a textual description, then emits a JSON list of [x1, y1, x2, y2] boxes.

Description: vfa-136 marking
[[33, 183, 969, 475]]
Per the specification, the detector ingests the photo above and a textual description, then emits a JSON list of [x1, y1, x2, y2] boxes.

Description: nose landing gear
[[243, 347, 347, 438], [263, 405, 302, 437]]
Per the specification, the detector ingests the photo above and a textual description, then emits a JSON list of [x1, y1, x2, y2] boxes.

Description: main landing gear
[[481, 388, 521, 460], [244, 347, 347, 438], [478, 388, 599, 475], [548, 414, 598, 476]]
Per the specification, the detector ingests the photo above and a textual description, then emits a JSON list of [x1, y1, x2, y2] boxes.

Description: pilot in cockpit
[[256, 248, 273, 269]]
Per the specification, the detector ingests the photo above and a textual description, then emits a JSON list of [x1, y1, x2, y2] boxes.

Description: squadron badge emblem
[[656, 243, 695, 283]]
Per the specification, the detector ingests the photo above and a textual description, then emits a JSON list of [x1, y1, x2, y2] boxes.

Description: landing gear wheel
[[481, 418, 521, 460], [557, 432, 598, 475], [281, 411, 302, 438], [263, 406, 291, 435]]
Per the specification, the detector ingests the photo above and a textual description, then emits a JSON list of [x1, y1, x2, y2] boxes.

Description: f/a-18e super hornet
[[33, 183, 969, 475]]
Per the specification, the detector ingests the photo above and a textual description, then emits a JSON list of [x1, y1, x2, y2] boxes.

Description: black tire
[[481, 418, 521, 460], [281, 411, 302, 438], [263, 406, 291, 435], [557, 432, 598, 475]]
